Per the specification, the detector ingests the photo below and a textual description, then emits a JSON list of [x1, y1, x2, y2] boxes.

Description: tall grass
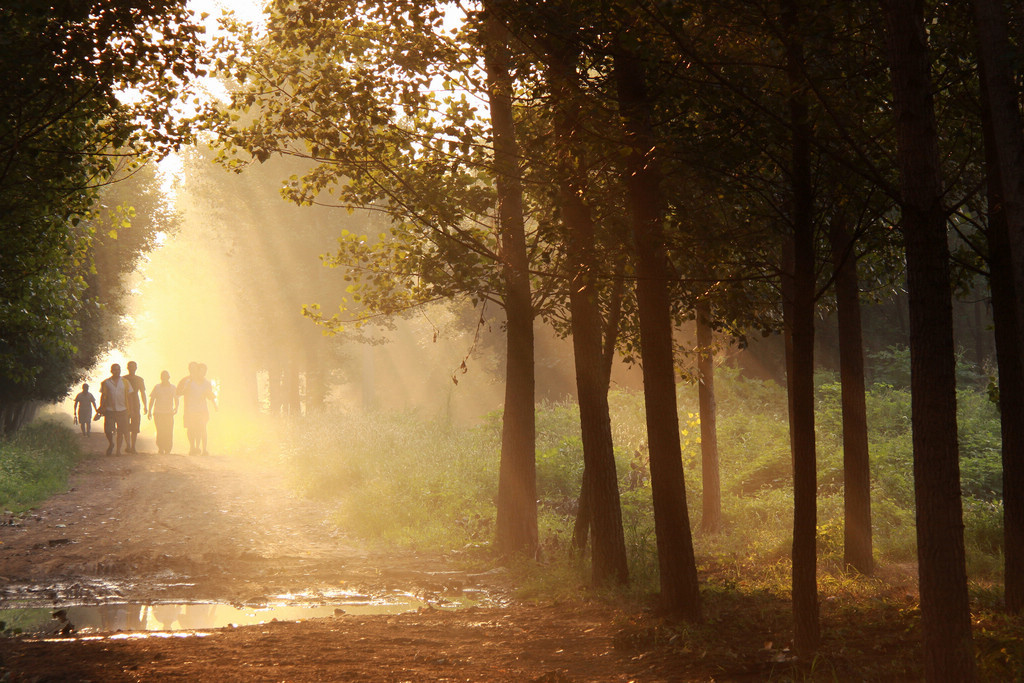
[[284, 360, 1007, 594], [0, 418, 84, 512], [285, 409, 500, 550]]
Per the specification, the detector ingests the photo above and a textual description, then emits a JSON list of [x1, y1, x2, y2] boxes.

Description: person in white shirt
[[147, 370, 179, 454], [97, 363, 130, 456], [177, 362, 217, 455]]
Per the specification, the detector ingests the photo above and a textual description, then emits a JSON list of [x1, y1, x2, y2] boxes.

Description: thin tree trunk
[[984, 123, 1024, 617], [695, 299, 721, 533], [573, 265, 626, 552], [547, 42, 628, 585], [285, 361, 301, 415], [268, 362, 283, 415], [484, 10, 538, 558], [572, 466, 593, 551], [972, 0, 1024, 615], [305, 340, 326, 412], [829, 217, 874, 575], [615, 46, 700, 619], [884, 2, 976, 678], [782, 0, 819, 656], [972, 299, 986, 371]]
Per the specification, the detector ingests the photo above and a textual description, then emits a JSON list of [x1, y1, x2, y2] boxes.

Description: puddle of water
[[1, 591, 480, 636]]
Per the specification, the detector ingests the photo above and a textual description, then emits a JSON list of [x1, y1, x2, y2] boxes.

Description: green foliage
[[209, 0, 509, 332], [286, 410, 499, 549], [0, 420, 83, 512], [285, 359, 1007, 594], [0, 2, 206, 417]]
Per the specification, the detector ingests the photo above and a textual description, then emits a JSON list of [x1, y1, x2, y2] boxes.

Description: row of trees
[[0, 2, 206, 431], [207, 0, 1020, 678]]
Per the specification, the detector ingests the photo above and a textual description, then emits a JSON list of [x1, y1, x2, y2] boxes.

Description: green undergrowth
[[284, 358, 1007, 585], [282, 351, 1019, 675], [284, 409, 499, 550], [0, 418, 84, 513]]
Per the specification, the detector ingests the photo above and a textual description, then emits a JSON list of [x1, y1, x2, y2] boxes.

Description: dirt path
[[0, 428, 706, 681], [0, 430, 419, 606]]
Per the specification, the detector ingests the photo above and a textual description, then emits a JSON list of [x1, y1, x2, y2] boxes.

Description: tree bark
[[484, 9, 538, 558], [884, 1, 976, 678], [546, 41, 628, 585], [972, 0, 1024, 616], [782, 0, 819, 656], [695, 299, 721, 533], [829, 217, 874, 575], [615, 46, 700, 619], [572, 265, 626, 552]]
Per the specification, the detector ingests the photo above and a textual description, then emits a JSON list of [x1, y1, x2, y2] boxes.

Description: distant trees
[[0, 1, 205, 432]]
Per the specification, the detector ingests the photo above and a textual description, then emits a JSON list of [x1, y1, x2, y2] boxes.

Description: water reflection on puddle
[[1, 590, 476, 636]]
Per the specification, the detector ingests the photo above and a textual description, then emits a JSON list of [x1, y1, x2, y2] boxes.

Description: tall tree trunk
[[984, 120, 1024, 617], [972, 0, 1024, 615], [695, 299, 721, 533], [573, 266, 626, 551], [884, 2, 976, 679], [782, 0, 819, 656], [484, 9, 538, 558], [546, 41, 628, 585], [829, 217, 874, 575], [615, 46, 700, 619]]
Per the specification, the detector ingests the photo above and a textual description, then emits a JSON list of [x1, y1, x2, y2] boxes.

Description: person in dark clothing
[[124, 361, 147, 454], [73, 383, 97, 435]]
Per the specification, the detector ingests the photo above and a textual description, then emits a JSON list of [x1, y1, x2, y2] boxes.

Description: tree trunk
[[305, 340, 326, 412], [484, 9, 538, 558], [829, 217, 874, 575], [615, 46, 700, 619], [972, 0, 1024, 616], [268, 362, 283, 415], [573, 265, 625, 552], [884, 2, 976, 678], [285, 361, 301, 416], [546, 41, 628, 585], [782, 0, 819, 656], [0, 400, 40, 435], [695, 299, 721, 533]]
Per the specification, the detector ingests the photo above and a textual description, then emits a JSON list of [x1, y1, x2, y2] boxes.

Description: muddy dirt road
[[0, 428, 702, 681]]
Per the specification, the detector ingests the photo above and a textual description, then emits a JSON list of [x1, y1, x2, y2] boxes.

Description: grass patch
[[0, 418, 84, 513], [285, 409, 499, 551], [283, 364, 1009, 588]]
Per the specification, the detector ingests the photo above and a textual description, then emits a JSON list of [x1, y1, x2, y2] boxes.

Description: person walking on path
[[97, 364, 130, 456], [124, 361, 147, 454], [177, 362, 216, 455], [147, 370, 178, 454], [194, 363, 216, 455], [72, 384, 98, 436]]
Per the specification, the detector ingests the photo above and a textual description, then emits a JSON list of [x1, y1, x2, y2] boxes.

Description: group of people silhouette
[[73, 361, 217, 456]]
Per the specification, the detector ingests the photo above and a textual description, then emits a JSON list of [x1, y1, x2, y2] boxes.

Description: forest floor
[[0, 427, 755, 682], [2, 425, 1014, 681]]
